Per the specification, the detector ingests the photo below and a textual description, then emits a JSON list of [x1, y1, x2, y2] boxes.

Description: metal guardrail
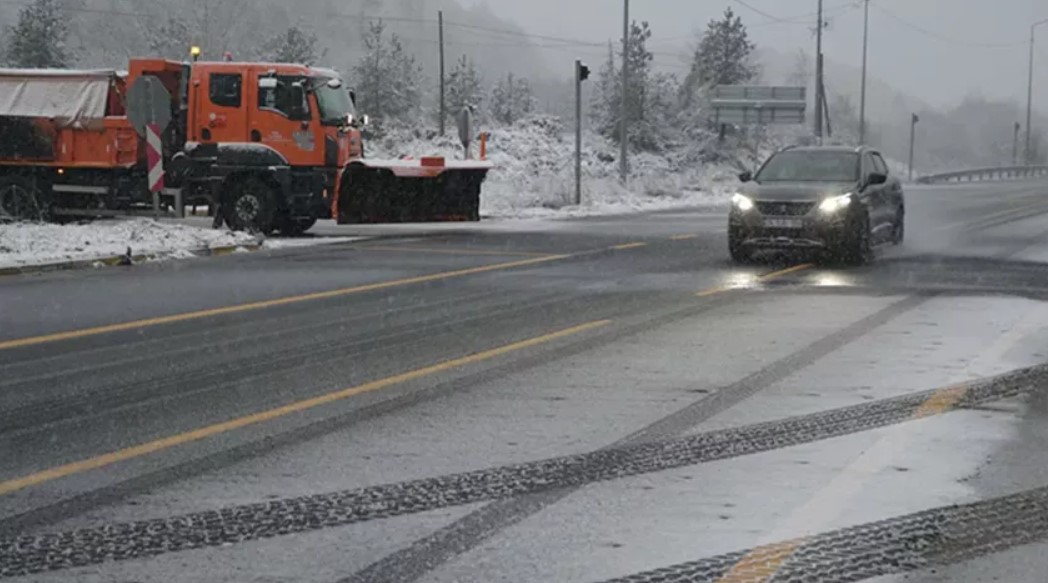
[[916, 165, 1048, 184]]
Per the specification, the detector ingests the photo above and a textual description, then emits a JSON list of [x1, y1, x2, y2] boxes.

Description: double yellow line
[[0, 240, 811, 497]]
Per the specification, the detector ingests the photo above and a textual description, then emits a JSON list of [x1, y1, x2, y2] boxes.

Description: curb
[[0, 242, 264, 278]]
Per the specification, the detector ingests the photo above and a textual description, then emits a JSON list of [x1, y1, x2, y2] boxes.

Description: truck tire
[[277, 216, 317, 236], [0, 176, 46, 222], [224, 177, 276, 235]]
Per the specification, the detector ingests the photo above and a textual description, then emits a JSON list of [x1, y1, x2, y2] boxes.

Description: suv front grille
[[755, 201, 816, 216]]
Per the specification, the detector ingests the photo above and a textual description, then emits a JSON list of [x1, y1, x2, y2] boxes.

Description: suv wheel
[[842, 212, 873, 265], [891, 208, 905, 245], [728, 227, 751, 264]]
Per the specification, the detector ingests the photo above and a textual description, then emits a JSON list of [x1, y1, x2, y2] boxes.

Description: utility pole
[[908, 113, 919, 182], [575, 60, 590, 206], [1026, 19, 1048, 164], [814, 0, 824, 141], [859, 0, 869, 145], [438, 10, 446, 136], [620, 0, 629, 184], [1014, 122, 1022, 166]]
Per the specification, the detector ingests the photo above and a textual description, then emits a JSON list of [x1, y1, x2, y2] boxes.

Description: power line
[[870, 3, 1026, 49]]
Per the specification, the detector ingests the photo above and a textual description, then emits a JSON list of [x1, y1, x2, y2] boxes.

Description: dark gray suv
[[728, 145, 905, 264]]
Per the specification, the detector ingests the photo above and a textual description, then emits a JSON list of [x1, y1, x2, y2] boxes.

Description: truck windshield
[[313, 78, 355, 125]]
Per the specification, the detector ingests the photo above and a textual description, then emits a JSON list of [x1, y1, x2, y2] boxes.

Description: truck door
[[196, 72, 248, 144], [249, 74, 321, 167]]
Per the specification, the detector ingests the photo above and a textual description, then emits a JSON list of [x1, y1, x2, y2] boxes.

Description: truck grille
[[755, 201, 816, 216]]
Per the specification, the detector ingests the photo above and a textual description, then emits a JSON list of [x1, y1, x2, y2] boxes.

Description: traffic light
[[577, 62, 590, 82]]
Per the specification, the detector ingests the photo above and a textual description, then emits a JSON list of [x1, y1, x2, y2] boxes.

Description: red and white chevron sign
[[146, 123, 164, 193]]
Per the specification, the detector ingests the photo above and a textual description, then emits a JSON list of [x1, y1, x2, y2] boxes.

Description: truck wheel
[[278, 217, 317, 236], [225, 177, 276, 235], [0, 177, 46, 222]]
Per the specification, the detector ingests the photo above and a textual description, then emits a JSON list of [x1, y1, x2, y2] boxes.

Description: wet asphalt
[[3, 179, 1048, 582]]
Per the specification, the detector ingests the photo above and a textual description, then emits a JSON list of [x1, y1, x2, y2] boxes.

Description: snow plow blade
[[337, 158, 493, 224]]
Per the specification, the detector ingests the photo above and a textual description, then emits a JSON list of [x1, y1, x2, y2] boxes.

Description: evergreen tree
[[4, 0, 70, 68], [353, 20, 423, 121], [590, 21, 677, 151], [490, 73, 535, 126], [262, 25, 326, 65], [683, 8, 756, 108], [446, 55, 484, 119]]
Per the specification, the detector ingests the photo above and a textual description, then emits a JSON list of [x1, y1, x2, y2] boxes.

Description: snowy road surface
[[2, 179, 1048, 582]]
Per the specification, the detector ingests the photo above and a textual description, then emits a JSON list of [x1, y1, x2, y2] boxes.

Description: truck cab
[[180, 62, 364, 233]]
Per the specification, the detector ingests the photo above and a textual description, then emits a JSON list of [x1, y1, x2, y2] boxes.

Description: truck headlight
[[732, 193, 755, 212], [819, 193, 853, 214]]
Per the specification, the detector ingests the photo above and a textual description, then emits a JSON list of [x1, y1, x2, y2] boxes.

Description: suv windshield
[[312, 77, 355, 125], [756, 150, 860, 183]]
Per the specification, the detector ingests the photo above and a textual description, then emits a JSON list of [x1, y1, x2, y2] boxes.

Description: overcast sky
[[462, 0, 1048, 114]]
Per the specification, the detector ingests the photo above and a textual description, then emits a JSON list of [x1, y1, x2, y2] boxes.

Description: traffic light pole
[[814, 0, 824, 141], [620, 0, 629, 184], [438, 10, 446, 136], [575, 60, 583, 206]]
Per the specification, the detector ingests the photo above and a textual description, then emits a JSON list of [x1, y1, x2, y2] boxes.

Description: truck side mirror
[[349, 89, 357, 106], [289, 82, 308, 120], [738, 171, 752, 182]]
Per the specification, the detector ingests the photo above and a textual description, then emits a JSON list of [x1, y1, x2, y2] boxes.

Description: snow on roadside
[[0, 219, 259, 269], [368, 116, 740, 220]]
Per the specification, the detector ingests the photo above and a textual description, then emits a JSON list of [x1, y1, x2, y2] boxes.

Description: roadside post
[[127, 76, 174, 219], [457, 106, 473, 160], [575, 60, 590, 206]]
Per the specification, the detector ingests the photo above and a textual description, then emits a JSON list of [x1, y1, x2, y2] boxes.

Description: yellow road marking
[[357, 245, 549, 257], [913, 385, 967, 418], [713, 382, 969, 582], [715, 539, 806, 583], [695, 264, 813, 298], [696, 287, 729, 298], [611, 242, 649, 251], [0, 254, 570, 352], [0, 319, 611, 497], [938, 198, 1048, 232], [671, 234, 699, 241], [758, 263, 814, 281]]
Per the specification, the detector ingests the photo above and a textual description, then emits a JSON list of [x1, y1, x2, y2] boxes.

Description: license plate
[[764, 217, 804, 229]]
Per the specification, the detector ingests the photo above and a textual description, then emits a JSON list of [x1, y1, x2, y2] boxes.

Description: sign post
[[457, 106, 474, 160], [127, 76, 173, 218]]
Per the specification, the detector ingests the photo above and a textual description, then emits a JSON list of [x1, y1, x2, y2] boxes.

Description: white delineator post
[[146, 123, 164, 218]]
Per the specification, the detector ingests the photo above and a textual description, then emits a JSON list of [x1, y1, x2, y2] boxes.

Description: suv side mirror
[[867, 172, 887, 185], [738, 171, 753, 182], [289, 82, 308, 120]]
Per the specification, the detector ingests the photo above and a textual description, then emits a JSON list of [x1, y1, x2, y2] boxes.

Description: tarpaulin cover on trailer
[[0, 69, 114, 127]]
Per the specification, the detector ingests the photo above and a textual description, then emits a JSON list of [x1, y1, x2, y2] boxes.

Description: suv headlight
[[819, 193, 853, 214], [731, 193, 755, 211]]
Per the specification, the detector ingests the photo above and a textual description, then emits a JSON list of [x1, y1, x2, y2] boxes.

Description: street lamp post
[[859, 0, 870, 145], [908, 113, 919, 182], [1025, 18, 1048, 164], [1014, 122, 1022, 166]]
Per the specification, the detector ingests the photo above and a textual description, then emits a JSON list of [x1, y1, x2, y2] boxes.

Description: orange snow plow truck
[[0, 59, 492, 233]]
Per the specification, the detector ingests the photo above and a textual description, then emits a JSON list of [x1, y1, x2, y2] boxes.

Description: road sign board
[[127, 76, 172, 137], [711, 85, 807, 126]]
